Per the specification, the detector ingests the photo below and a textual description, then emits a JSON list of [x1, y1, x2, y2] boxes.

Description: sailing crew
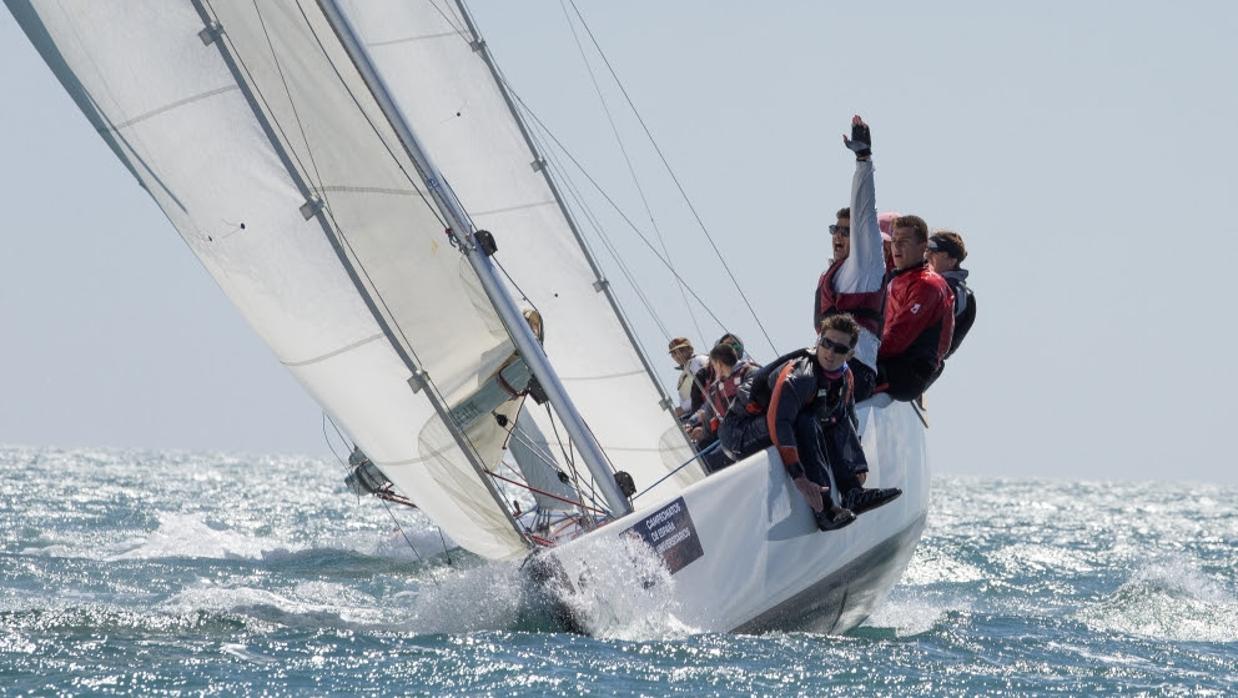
[[686, 342, 758, 473], [668, 337, 708, 420], [876, 215, 955, 401], [718, 315, 902, 531], [926, 230, 976, 358], [814, 115, 888, 402]]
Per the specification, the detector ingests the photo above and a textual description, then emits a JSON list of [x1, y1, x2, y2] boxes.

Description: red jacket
[[879, 261, 954, 368]]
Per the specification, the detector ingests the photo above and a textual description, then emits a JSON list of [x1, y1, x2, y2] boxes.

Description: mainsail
[[7, 0, 701, 559]]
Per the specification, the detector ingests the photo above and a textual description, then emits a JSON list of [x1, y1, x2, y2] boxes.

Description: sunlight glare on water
[[1, 445, 1234, 695]]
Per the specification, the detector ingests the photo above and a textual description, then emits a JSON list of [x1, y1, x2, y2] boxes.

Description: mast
[[190, 0, 529, 544], [317, 0, 634, 518]]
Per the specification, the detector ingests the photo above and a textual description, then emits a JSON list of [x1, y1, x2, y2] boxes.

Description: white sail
[[6, 0, 528, 558], [333, 0, 703, 505]]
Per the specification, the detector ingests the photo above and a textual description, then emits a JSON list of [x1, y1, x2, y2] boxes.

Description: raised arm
[[836, 116, 886, 293]]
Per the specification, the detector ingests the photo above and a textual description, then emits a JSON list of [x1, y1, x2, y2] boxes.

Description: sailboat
[[6, 0, 928, 634]]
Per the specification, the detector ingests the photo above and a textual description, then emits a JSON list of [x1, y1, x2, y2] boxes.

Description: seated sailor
[[687, 341, 757, 473], [876, 215, 955, 402], [811, 315, 901, 513], [668, 337, 708, 420], [717, 314, 901, 531]]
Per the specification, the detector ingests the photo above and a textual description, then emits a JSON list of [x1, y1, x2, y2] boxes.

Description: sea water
[[1, 446, 1234, 696]]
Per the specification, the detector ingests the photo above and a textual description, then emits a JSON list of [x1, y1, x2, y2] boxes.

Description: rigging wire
[[529, 121, 674, 341], [543, 403, 605, 523], [456, 6, 704, 395], [504, 90, 732, 333], [493, 401, 611, 527], [320, 413, 450, 573], [251, 1, 329, 203], [557, 0, 705, 344], [566, 0, 778, 355]]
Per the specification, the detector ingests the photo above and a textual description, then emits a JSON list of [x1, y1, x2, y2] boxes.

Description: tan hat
[[667, 337, 693, 353]]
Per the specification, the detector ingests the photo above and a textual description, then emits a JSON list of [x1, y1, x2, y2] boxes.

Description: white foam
[[546, 534, 700, 641], [163, 578, 393, 628], [863, 594, 970, 637], [109, 513, 295, 561], [1077, 555, 1238, 643], [392, 561, 528, 634]]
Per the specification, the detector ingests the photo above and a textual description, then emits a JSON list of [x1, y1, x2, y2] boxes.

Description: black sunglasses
[[818, 336, 852, 355], [829, 224, 850, 238]]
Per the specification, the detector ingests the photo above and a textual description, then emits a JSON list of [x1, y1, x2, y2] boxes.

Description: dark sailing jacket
[[730, 350, 864, 476], [940, 268, 975, 358]]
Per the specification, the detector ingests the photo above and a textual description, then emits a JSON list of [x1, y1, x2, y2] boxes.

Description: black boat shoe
[[815, 506, 856, 531], [843, 487, 902, 514]]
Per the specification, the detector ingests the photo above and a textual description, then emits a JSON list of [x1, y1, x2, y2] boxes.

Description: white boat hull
[[542, 399, 929, 635]]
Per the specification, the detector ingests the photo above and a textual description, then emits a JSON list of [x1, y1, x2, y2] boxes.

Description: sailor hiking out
[[877, 215, 955, 401], [718, 314, 901, 531], [927, 230, 976, 359]]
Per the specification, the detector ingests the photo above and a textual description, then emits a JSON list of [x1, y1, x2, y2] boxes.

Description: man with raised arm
[[814, 115, 888, 402]]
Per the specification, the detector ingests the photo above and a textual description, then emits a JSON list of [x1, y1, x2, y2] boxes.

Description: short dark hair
[[836, 207, 850, 220], [818, 314, 860, 348], [708, 342, 739, 367], [893, 215, 929, 243], [930, 229, 967, 262]]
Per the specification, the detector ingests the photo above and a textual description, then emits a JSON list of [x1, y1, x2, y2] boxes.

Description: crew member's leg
[[848, 358, 877, 403], [792, 412, 855, 530], [820, 422, 865, 495], [718, 412, 771, 463], [820, 419, 902, 514], [876, 354, 934, 402]]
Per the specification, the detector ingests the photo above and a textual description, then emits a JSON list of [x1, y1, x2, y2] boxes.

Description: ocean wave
[[1077, 555, 1238, 643]]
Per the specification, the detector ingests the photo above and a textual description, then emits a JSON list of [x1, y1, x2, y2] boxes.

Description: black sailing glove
[[843, 115, 872, 159]]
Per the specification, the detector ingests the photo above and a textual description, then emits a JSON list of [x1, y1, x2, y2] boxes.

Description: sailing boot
[[843, 487, 902, 515], [814, 505, 856, 531]]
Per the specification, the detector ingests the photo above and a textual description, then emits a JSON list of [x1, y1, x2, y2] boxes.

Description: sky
[[2, 1, 1236, 485]]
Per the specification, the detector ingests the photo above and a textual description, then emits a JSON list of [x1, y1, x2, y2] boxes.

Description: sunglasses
[[818, 336, 853, 355], [829, 224, 850, 238]]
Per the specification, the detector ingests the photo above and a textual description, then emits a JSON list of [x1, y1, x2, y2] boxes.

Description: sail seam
[[98, 85, 238, 132], [365, 31, 460, 48], [280, 333, 384, 367], [559, 369, 644, 382], [468, 199, 557, 218], [313, 184, 426, 197]]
